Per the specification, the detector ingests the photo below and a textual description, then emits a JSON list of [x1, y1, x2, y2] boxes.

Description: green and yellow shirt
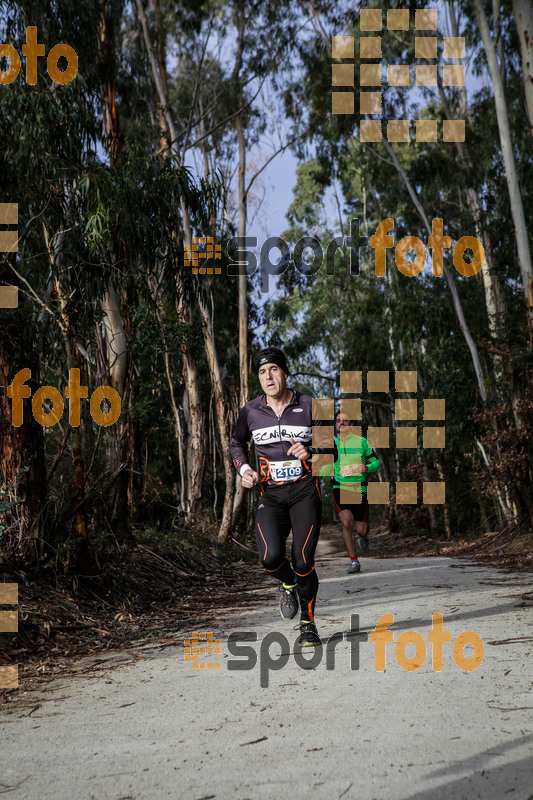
[[330, 433, 380, 494]]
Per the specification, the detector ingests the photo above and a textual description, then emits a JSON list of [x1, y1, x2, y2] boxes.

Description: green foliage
[[1, 0, 532, 567], [267, 0, 533, 535]]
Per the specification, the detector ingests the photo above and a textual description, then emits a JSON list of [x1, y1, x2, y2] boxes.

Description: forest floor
[[1, 528, 532, 800], [362, 519, 533, 572], [1, 518, 532, 700]]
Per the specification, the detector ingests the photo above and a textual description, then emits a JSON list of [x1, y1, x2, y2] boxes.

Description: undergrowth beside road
[[1, 528, 261, 695]]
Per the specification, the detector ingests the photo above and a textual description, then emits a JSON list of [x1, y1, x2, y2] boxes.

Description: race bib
[[341, 463, 361, 477], [269, 459, 303, 482]]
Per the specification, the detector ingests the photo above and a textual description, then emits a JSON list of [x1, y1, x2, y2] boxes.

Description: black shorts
[[333, 488, 369, 523], [255, 475, 322, 577]]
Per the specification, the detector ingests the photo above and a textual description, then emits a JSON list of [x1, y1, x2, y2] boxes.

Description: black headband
[[256, 348, 289, 375]]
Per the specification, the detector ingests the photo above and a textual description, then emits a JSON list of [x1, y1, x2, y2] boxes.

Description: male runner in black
[[230, 347, 328, 647]]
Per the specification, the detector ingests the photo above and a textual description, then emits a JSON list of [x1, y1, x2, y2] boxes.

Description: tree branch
[[245, 125, 312, 196]]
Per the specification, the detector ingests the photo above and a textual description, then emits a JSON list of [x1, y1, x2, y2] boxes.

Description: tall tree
[[513, 0, 533, 140], [471, 0, 533, 334]]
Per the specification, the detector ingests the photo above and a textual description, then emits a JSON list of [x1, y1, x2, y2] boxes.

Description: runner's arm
[[230, 406, 253, 476], [307, 417, 336, 457], [365, 442, 380, 473], [316, 439, 338, 477]]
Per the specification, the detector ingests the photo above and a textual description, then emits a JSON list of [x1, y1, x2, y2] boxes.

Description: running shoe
[[279, 585, 299, 620], [347, 559, 361, 574], [295, 621, 321, 647], [359, 534, 369, 551]]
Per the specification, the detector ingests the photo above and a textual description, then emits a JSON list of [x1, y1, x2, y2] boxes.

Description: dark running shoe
[[295, 621, 321, 647], [347, 559, 361, 574], [359, 534, 369, 551], [279, 585, 299, 621]]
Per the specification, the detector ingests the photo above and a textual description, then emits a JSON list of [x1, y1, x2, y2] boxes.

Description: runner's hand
[[287, 437, 311, 460], [360, 464, 368, 473], [242, 469, 259, 488]]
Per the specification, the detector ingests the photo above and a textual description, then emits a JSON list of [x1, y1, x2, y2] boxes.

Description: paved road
[[2, 538, 532, 800]]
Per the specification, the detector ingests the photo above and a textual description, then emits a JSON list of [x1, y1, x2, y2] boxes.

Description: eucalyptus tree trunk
[[153, 299, 187, 512], [101, 286, 132, 540], [442, 2, 503, 337], [464, 188, 505, 338], [231, 8, 249, 524], [385, 270, 401, 520], [163, 350, 186, 512], [379, 139, 518, 523], [53, 277, 89, 566], [100, 0, 134, 540], [180, 322, 206, 515], [435, 459, 452, 539], [513, 0, 533, 140], [231, 109, 248, 525], [40, 210, 90, 566], [0, 332, 46, 565], [471, 0, 533, 335], [198, 291, 235, 542], [415, 370, 438, 537], [235, 112, 249, 408], [443, 3, 520, 423], [153, 0, 170, 152], [136, 0, 206, 514], [101, 286, 127, 393], [444, 1, 505, 335], [382, 139, 488, 402]]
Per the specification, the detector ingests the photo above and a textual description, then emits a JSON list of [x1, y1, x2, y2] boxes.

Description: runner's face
[[336, 414, 352, 433], [259, 363, 287, 398]]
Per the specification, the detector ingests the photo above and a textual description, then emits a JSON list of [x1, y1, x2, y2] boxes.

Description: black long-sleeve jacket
[[230, 390, 332, 488]]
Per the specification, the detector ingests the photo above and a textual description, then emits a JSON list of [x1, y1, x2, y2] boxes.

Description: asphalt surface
[[2, 535, 532, 800]]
